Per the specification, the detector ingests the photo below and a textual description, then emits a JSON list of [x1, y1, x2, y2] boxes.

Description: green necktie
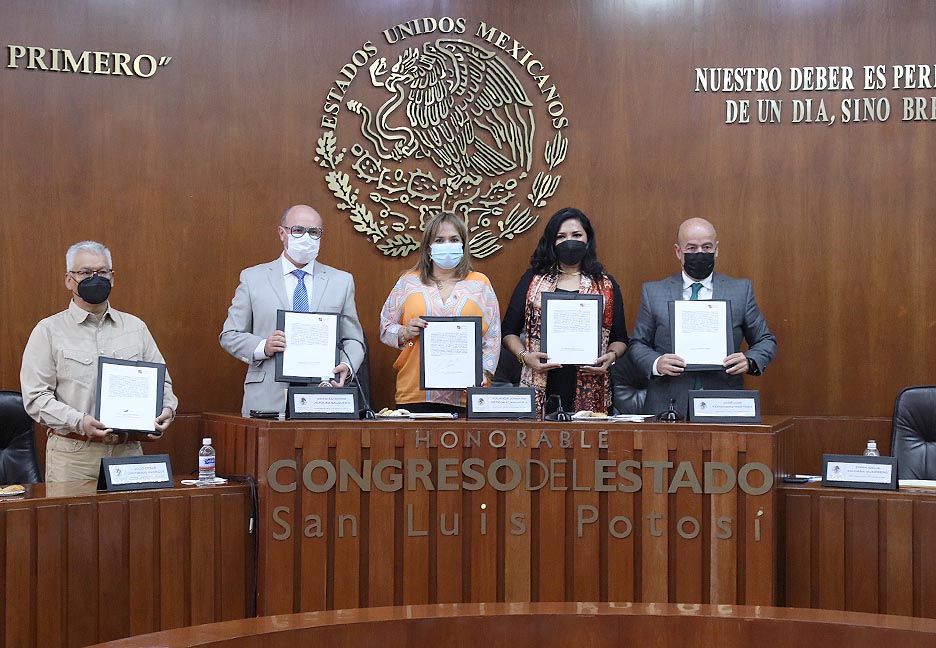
[[690, 283, 703, 389]]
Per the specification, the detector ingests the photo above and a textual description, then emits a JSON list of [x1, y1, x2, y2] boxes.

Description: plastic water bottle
[[198, 437, 216, 484], [863, 440, 880, 457]]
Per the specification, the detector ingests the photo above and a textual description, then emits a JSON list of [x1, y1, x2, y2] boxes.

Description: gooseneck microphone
[[543, 393, 572, 422], [338, 342, 377, 420]]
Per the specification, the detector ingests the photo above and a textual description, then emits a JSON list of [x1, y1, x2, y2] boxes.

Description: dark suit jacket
[[628, 272, 776, 418]]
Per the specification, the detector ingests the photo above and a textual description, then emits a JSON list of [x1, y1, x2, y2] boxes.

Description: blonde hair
[[415, 212, 472, 284]]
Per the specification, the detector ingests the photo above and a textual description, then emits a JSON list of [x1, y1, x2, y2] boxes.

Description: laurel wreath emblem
[[316, 38, 568, 259]]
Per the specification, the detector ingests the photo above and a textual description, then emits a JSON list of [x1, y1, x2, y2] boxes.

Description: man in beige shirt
[[20, 241, 178, 482]]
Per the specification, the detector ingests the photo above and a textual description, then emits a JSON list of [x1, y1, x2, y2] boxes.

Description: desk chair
[[0, 390, 43, 484], [610, 350, 649, 415], [891, 385, 936, 479]]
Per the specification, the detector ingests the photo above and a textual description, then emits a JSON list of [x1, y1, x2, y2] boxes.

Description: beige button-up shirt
[[20, 300, 179, 435]]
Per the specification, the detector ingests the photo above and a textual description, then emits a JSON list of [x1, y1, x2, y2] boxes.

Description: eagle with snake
[[346, 39, 535, 192]]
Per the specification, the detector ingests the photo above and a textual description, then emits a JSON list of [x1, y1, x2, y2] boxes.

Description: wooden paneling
[[205, 414, 788, 616], [785, 417, 892, 475], [0, 480, 253, 648], [86, 603, 936, 648], [2, 1, 936, 420], [781, 484, 936, 619]]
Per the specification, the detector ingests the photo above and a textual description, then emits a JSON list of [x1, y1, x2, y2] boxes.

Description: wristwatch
[[747, 357, 760, 375]]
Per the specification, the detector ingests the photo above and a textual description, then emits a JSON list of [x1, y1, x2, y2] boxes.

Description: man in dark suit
[[629, 218, 776, 418], [220, 205, 365, 416]]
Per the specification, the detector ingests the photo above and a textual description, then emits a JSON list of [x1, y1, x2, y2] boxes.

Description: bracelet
[[516, 349, 528, 364]]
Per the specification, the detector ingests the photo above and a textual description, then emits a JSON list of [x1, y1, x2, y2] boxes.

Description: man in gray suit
[[220, 205, 366, 416], [629, 218, 776, 418]]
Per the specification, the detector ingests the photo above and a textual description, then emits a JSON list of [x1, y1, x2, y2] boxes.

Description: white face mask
[[287, 233, 319, 265]]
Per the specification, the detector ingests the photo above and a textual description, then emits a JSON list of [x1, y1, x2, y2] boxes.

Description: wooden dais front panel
[[781, 483, 936, 618], [0, 479, 253, 648], [205, 414, 789, 615]]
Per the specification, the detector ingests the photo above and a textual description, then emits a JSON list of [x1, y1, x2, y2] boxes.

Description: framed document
[[668, 299, 734, 371], [466, 387, 536, 420], [287, 386, 359, 420], [541, 293, 603, 365], [274, 310, 340, 383], [95, 357, 165, 433], [822, 454, 898, 490], [419, 316, 483, 390], [687, 389, 761, 423]]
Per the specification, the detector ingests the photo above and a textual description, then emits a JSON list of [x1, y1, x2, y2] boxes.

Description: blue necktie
[[292, 269, 309, 312], [690, 283, 703, 389]]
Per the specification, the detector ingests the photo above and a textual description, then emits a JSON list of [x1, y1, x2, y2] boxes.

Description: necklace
[[559, 270, 581, 276], [434, 277, 457, 291]]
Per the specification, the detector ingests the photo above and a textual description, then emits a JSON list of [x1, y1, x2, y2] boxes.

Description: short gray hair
[[66, 241, 112, 271]]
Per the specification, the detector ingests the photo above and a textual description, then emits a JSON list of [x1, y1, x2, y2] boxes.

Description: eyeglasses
[[681, 243, 717, 253], [68, 269, 113, 280], [283, 225, 323, 239]]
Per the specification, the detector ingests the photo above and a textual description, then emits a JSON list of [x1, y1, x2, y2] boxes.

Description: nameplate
[[822, 454, 898, 490], [287, 386, 359, 420], [687, 389, 761, 423], [97, 454, 173, 491], [466, 387, 536, 420]]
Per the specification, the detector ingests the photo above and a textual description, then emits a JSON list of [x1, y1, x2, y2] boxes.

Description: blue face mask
[[430, 242, 464, 270]]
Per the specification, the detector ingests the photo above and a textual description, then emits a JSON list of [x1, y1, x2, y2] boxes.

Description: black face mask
[[682, 252, 715, 280], [76, 275, 112, 304], [555, 240, 588, 266]]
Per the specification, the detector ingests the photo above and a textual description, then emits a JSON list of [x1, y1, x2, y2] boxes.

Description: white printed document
[[673, 300, 730, 368], [276, 310, 339, 382], [541, 293, 602, 365], [420, 317, 482, 389], [96, 358, 164, 432]]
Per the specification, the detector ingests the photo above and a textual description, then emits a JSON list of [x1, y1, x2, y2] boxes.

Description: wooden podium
[[204, 414, 791, 616]]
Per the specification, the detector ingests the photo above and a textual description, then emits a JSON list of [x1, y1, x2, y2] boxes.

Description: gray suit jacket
[[219, 259, 366, 416], [628, 272, 776, 418]]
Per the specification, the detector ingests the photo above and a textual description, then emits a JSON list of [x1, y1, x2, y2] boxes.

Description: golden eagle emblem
[[317, 33, 568, 258]]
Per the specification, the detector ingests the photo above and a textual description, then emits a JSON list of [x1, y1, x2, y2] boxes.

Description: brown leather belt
[[57, 431, 130, 445]]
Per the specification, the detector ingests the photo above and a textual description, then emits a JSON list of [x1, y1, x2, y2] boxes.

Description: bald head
[[281, 204, 322, 228], [676, 218, 717, 247]]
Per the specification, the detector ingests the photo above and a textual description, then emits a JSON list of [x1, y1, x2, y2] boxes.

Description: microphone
[[338, 342, 376, 420], [543, 393, 572, 422], [655, 398, 683, 422]]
